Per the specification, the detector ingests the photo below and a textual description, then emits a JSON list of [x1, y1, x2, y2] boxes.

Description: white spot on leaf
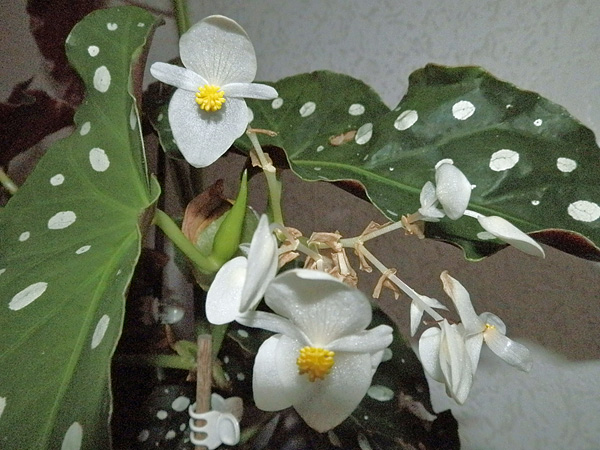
[[0, 397, 6, 419], [107, 23, 118, 31], [316, 145, 324, 152], [87, 46, 99, 57], [61, 422, 83, 450], [48, 211, 77, 230], [156, 410, 168, 420], [19, 231, 30, 242], [489, 149, 519, 171], [236, 372, 246, 381], [237, 329, 249, 338], [299, 101, 316, 117], [137, 430, 150, 442], [367, 385, 394, 401], [355, 122, 373, 145], [91, 315, 110, 349], [89, 148, 110, 172], [171, 396, 191, 412], [0, 268, 5, 276], [157, 113, 164, 122], [557, 157, 577, 173], [568, 201, 600, 222], [314, 167, 321, 171], [93, 66, 111, 93], [348, 103, 365, 115], [534, 119, 543, 126], [531, 200, 540, 206], [80, 122, 91, 136], [50, 174, 65, 186], [76, 245, 91, 254], [394, 110, 418, 130], [165, 430, 176, 440], [272, 97, 284, 109], [137, 22, 145, 27], [452, 100, 475, 120], [129, 104, 137, 130]]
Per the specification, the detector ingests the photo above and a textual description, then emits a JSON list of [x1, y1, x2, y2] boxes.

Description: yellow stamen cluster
[[296, 346, 335, 382], [195, 84, 226, 111]]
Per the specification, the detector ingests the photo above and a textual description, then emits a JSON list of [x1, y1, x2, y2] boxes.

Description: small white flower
[[205, 215, 278, 325], [440, 271, 533, 373], [477, 215, 545, 258], [416, 162, 472, 221], [434, 162, 472, 220], [238, 269, 393, 432], [150, 15, 278, 168]]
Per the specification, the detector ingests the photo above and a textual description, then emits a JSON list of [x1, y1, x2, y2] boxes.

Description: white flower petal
[[224, 82, 278, 100], [418, 181, 445, 221], [169, 90, 248, 167], [150, 62, 206, 91], [236, 311, 308, 344], [440, 271, 484, 335], [464, 332, 484, 375], [484, 327, 533, 371], [265, 269, 372, 346], [293, 351, 374, 432], [205, 256, 247, 324], [477, 215, 545, 258], [252, 335, 296, 411], [438, 321, 473, 404], [180, 15, 257, 85], [418, 327, 444, 382], [239, 215, 278, 312], [327, 325, 393, 353], [435, 163, 472, 220]]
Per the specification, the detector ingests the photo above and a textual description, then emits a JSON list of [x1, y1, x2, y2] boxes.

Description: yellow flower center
[[296, 346, 335, 382], [195, 84, 226, 111]]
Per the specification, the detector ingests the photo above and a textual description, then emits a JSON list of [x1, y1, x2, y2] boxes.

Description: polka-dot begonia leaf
[[0, 7, 160, 449], [233, 67, 600, 261]]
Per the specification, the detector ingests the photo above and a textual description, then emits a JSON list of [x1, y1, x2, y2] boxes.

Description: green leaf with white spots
[[237, 68, 600, 261], [0, 7, 160, 449]]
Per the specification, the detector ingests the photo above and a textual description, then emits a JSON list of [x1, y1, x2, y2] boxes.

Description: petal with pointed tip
[[224, 82, 278, 100], [150, 62, 206, 91], [478, 216, 545, 258], [239, 215, 278, 312], [440, 271, 483, 335], [484, 327, 533, 371]]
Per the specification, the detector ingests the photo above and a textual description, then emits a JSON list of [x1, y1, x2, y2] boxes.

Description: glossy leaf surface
[[236, 68, 600, 260], [0, 7, 160, 449]]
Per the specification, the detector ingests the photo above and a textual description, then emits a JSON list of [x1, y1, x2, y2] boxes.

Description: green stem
[[153, 208, 221, 274], [171, 0, 190, 36], [246, 130, 285, 224], [0, 168, 18, 195]]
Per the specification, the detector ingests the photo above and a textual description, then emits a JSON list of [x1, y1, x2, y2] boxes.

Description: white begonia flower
[[418, 319, 473, 404], [415, 161, 472, 222], [150, 15, 278, 168], [410, 294, 448, 336], [440, 271, 533, 373], [237, 269, 393, 432], [477, 215, 545, 258], [434, 161, 472, 220], [205, 215, 278, 325]]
